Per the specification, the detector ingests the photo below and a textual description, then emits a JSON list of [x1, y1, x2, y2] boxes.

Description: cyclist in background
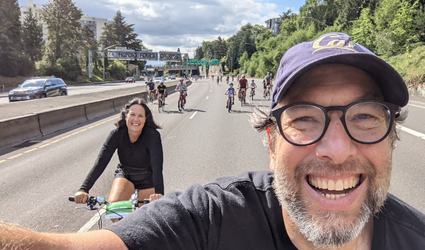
[[225, 83, 235, 108], [156, 82, 167, 104], [250, 79, 257, 97], [263, 72, 272, 97], [146, 79, 155, 102], [226, 75, 230, 84], [175, 78, 188, 104], [237, 74, 248, 102]]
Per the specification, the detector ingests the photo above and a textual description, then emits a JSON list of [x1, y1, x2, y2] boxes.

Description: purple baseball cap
[[271, 32, 409, 109]]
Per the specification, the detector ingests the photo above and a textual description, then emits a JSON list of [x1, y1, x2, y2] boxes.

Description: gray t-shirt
[[108, 171, 425, 250]]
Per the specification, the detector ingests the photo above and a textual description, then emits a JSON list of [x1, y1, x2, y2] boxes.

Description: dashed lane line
[[189, 111, 198, 120], [399, 125, 425, 140], [408, 103, 425, 109], [77, 207, 106, 233]]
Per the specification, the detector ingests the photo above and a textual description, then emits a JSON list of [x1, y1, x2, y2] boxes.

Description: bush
[[107, 60, 129, 80], [37, 57, 82, 81], [386, 45, 425, 88]]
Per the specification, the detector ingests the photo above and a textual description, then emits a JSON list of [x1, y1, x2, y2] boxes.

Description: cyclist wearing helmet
[[175, 78, 188, 105], [263, 72, 273, 97], [225, 83, 235, 108], [237, 74, 248, 102]]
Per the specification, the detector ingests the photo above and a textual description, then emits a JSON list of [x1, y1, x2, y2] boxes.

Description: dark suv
[[8, 77, 68, 102]]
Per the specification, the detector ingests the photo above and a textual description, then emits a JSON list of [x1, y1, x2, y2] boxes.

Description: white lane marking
[[408, 103, 425, 109], [189, 111, 198, 120], [410, 100, 425, 105], [206, 96, 209, 100], [399, 125, 425, 140], [78, 207, 106, 233]]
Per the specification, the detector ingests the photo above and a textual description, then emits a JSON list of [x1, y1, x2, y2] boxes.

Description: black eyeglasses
[[270, 100, 400, 146]]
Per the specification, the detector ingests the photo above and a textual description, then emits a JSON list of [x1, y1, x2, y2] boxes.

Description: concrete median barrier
[[85, 99, 116, 120], [0, 115, 42, 149], [38, 105, 88, 135], [0, 82, 185, 150]]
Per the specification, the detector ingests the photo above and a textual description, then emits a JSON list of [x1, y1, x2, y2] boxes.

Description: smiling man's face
[[270, 64, 393, 248]]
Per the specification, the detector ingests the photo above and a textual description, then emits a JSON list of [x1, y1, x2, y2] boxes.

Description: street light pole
[[302, 16, 331, 32]]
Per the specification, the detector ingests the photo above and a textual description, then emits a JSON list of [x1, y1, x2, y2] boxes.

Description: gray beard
[[273, 158, 391, 248]]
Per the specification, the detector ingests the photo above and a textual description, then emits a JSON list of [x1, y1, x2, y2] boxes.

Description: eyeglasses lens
[[279, 102, 391, 145]]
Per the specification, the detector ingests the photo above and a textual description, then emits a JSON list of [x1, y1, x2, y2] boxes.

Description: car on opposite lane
[[8, 77, 68, 102], [154, 77, 164, 84], [125, 77, 136, 83]]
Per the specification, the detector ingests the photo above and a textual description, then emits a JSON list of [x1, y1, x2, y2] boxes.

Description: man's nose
[[315, 112, 357, 164]]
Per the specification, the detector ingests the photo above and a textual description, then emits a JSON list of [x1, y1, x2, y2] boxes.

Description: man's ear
[[267, 127, 276, 172]]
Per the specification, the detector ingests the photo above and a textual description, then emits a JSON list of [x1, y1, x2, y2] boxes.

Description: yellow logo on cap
[[312, 34, 357, 54]]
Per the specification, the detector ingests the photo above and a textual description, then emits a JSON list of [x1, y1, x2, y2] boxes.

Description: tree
[[80, 25, 98, 68], [41, 0, 83, 64], [99, 22, 117, 48], [100, 11, 142, 50], [0, 0, 23, 76], [194, 46, 204, 60], [351, 8, 376, 51], [374, 0, 419, 56], [22, 8, 44, 63]]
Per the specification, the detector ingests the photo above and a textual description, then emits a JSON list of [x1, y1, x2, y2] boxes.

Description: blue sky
[[18, 0, 304, 57]]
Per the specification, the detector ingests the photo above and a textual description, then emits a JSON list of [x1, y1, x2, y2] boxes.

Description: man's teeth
[[309, 176, 360, 192]]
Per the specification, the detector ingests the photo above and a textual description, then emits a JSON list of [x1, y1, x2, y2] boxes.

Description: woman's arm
[[148, 130, 164, 195], [79, 129, 119, 193]]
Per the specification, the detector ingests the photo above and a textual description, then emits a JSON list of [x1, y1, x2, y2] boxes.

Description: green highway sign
[[188, 60, 210, 65]]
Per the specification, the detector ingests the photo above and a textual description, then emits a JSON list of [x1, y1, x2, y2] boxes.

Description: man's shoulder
[[373, 193, 425, 248], [205, 171, 274, 193]]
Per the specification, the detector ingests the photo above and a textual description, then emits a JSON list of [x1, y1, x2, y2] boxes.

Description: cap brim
[[273, 53, 408, 108]]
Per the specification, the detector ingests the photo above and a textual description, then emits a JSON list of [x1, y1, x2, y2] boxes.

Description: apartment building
[[20, 0, 107, 42], [265, 18, 282, 36]]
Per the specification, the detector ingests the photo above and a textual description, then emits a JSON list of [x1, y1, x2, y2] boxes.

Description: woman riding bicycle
[[175, 79, 187, 105], [73, 98, 164, 222]]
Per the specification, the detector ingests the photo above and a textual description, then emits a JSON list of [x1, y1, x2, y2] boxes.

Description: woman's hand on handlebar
[[149, 193, 163, 202], [74, 191, 89, 204]]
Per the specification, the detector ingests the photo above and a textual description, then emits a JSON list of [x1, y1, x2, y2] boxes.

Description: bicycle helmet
[[242, 74, 245, 78]]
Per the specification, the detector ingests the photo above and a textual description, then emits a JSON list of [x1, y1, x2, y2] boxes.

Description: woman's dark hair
[[115, 97, 162, 129]]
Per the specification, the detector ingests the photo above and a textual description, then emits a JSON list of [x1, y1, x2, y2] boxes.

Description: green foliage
[[99, 11, 142, 50], [414, 5, 425, 42], [37, 57, 82, 81], [107, 60, 129, 80], [21, 8, 44, 63], [80, 25, 99, 69], [374, 0, 419, 56], [351, 8, 376, 51], [41, 0, 82, 64], [386, 46, 425, 87], [0, 0, 23, 77]]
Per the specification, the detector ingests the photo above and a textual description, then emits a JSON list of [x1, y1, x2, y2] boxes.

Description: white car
[[169, 75, 176, 80], [154, 77, 164, 84]]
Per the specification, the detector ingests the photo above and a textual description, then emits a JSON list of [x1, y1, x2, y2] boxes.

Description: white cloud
[[89, 0, 284, 57], [19, 0, 291, 58]]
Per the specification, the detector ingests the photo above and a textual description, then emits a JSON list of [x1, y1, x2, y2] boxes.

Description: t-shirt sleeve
[[79, 129, 119, 193], [107, 185, 213, 250], [148, 129, 164, 195]]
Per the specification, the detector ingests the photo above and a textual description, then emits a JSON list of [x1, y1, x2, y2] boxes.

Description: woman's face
[[125, 104, 146, 135]]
